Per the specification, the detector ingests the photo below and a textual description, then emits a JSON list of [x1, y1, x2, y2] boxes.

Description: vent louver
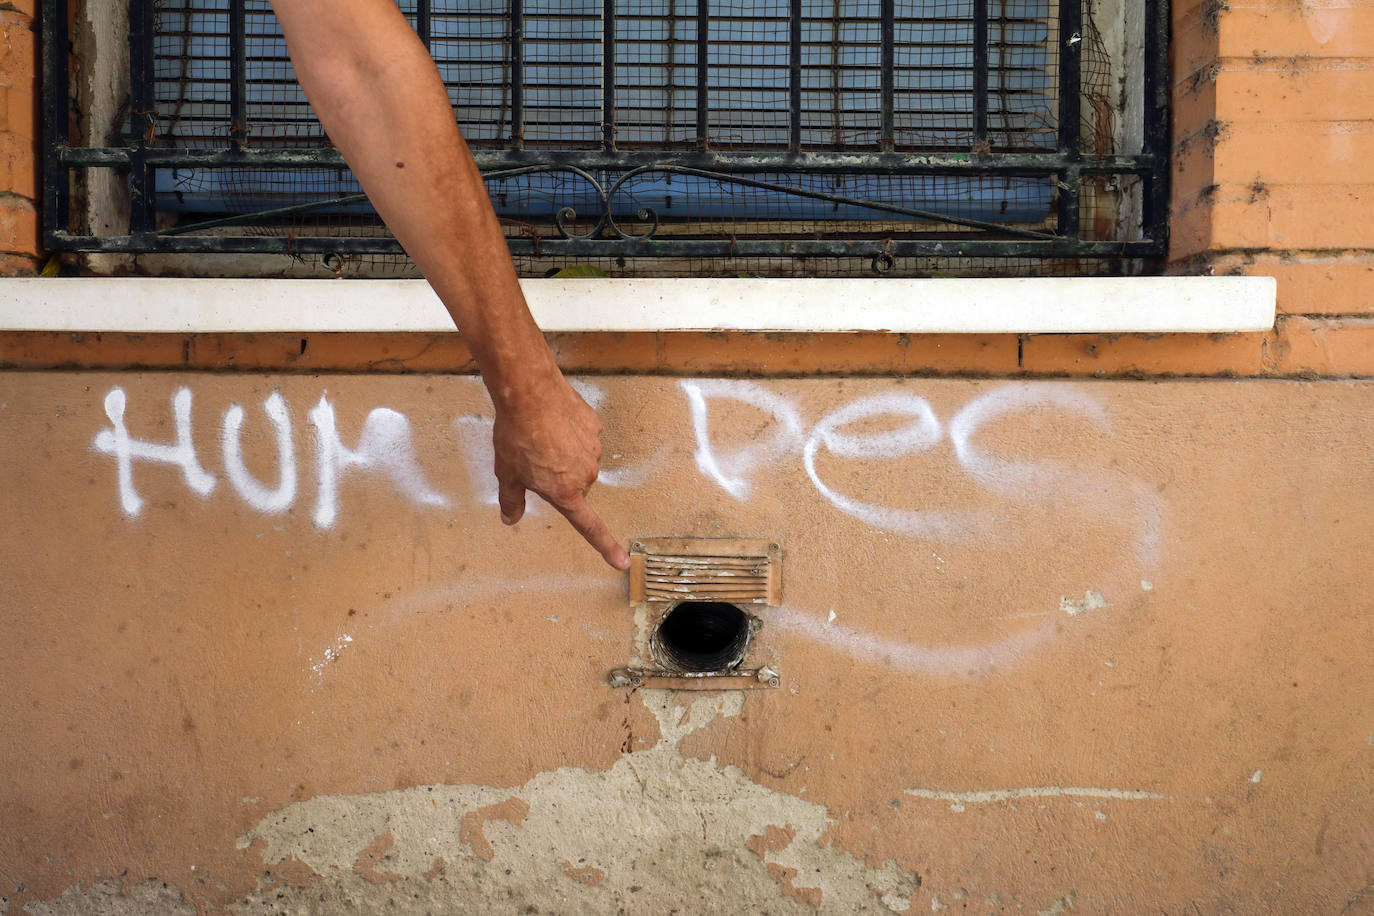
[[629, 539, 781, 606]]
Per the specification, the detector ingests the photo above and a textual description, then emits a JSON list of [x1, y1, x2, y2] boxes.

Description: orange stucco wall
[[2, 0, 1373, 371], [2, 3, 1373, 915], [2, 374, 1372, 914]]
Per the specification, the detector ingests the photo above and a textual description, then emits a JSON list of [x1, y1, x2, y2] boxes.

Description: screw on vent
[[653, 602, 753, 673]]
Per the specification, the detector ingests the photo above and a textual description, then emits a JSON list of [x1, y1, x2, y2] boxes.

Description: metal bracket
[[609, 666, 780, 691]]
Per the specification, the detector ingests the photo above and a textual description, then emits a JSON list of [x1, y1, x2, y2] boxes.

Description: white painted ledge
[[0, 276, 1275, 334]]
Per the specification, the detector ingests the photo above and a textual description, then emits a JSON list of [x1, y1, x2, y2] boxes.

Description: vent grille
[[629, 539, 782, 605]]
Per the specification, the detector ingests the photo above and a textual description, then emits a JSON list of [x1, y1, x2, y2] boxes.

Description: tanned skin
[[269, 0, 629, 570]]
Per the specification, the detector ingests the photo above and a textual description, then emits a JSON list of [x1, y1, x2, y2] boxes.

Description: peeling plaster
[[21, 880, 196, 916], [1038, 890, 1080, 916], [1060, 590, 1109, 617], [231, 690, 920, 913], [222, 694, 923, 911]]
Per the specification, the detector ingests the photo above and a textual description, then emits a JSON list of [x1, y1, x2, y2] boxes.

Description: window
[[42, 0, 1168, 277]]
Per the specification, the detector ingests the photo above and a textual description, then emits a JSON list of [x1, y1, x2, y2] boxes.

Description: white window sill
[[0, 276, 1275, 334]]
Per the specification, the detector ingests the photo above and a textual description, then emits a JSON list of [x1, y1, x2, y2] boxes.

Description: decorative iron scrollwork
[[152, 161, 1056, 248], [533, 163, 1058, 244]]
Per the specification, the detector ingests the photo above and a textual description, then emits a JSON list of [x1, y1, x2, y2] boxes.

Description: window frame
[[39, 0, 1171, 268]]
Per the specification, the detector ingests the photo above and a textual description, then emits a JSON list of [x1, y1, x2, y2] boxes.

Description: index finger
[[554, 495, 630, 571]]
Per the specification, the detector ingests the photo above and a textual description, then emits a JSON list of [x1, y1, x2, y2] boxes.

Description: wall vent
[[629, 539, 781, 606]]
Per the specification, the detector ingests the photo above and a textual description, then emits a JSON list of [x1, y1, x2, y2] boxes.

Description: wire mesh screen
[[151, 0, 1065, 151], [439, 1, 520, 145], [44, 0, 1168, 274]]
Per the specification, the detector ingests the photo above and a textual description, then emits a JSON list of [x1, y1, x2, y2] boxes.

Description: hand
[[492, 373, 630, 570]]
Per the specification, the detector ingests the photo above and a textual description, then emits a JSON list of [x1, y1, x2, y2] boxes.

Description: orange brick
[[0, 2, 36, 20], [1198, 189, 1272, 250], [1170, 0, 1210, 18], [1215, 66, 1374, 123], [1020, 332, 1273, 377], [1172, 133, 1217, 204], [1171, 84, 1221, 145], [1169, 200, 1217, 264], [546, 332, 660, 372], [1202, 184, 1374, 250], [1273, 316, 1374, 376], [0, 130, 37, 198], [0, 85, 34, 139], [0, 251, 36, 276], [0, 332, 195, 370], [1171, 70, 1220, 201], [0, 332, 467, 372], [651, 331, 1020, 375], [0, 194, 37, 255], [185, 333, 343, 370], [1218, 7, 1374, 59], [1173, 0, 1224, 40], [1263, 185, 1374, 250], [1208, 254, 1374, 316], [289, 332, 478, 371], [1174, 19, 1220, 87], [180, 332, 480, 372], [1230, 0, 1374, 6], [0, 330, 1026, 375], [261, 333, 481, 372], [1175, 53, 1220, 94], [0, 14, 35, 91], [1213, 123, 1374, 188]]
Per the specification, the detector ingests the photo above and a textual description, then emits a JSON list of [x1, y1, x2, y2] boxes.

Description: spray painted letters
[[94, 380, 1155, 550], [95, 386, 447, 528]]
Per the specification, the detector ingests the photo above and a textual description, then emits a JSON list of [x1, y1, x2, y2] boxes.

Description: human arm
[[268, 0, 629, 570]]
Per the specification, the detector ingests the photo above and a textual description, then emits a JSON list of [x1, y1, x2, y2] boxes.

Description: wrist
[[487, 352, 565, 416]]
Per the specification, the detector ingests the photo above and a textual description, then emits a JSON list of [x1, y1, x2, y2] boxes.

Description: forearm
[[269, 0, 627, 569], [269, 0, 557, 410]]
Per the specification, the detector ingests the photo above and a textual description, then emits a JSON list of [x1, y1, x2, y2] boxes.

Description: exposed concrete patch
[[1059, 590, 1109, 617], [748, 823, 799, 858], [21, 880, 196, 916], [1038, 890, 1079, 915], [256, 852, 321, 893], [930, 887, 969, 911], [767, 862, 825, 909], [232, 690, 920, 914]]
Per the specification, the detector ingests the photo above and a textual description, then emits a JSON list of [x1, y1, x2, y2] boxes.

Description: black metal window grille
[[42, 0, 1169, 275]]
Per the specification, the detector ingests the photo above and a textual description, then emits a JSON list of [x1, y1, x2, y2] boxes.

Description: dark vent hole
[[656, 602, 751, 673]]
